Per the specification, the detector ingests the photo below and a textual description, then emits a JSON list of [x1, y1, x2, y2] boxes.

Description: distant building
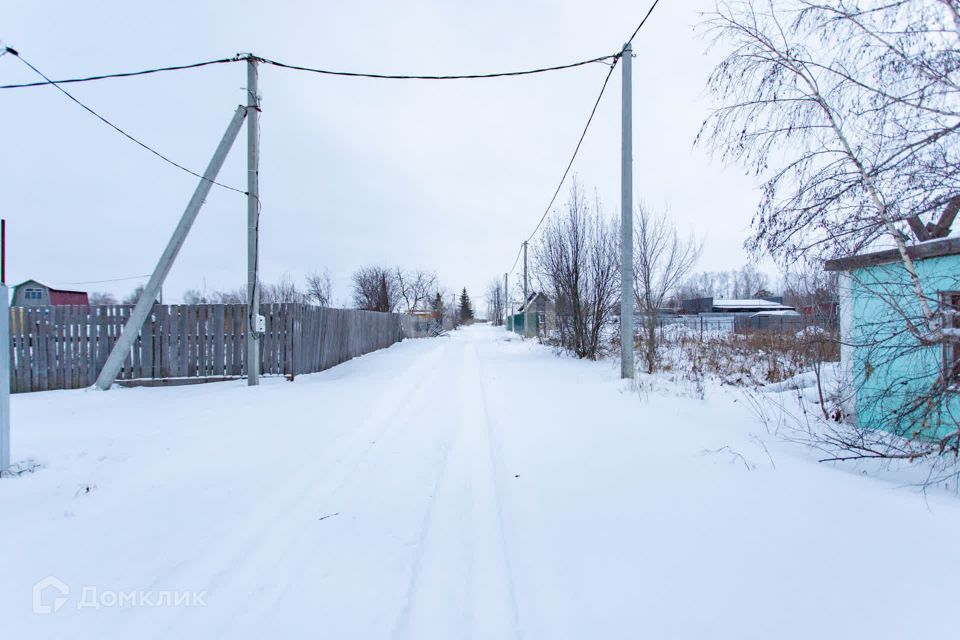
[[677, 296, 801, 332], [509, 292, 555, 338], [681, 296, 795, 314], [11, 279, 89, 306], [401, 308, 441, 338]]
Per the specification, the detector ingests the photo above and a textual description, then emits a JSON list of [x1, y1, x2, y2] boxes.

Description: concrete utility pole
[[504, 272, 509, 326], [0, 284, 8, 474], [246, 56, 261, 386], [0, 220, 8, 474], [620, 42, 635, 379], [94, 106, 248, 390], [522, 241, 529, 302]]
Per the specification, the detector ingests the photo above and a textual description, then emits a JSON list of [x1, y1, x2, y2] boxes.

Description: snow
[[750, 309, 801, 316], [713, 298, 793, 309], [2, 325, 960, 639]]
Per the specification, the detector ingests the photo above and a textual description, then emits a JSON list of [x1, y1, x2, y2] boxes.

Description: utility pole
[[504, 272, 509, 327], [246, 55, 261, 386], [94, 106, 248, 390], [0, 219, 9, 475], [620, 42, 635, 379], [522, 241, 528, 302]]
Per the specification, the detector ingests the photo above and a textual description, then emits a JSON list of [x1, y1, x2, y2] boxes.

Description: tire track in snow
[[97, 338, 453, 639], [390, 339, 523, 640], [473, 337, 582, 639], [472, 342, 524, 639], [388, 337, 471, 640]]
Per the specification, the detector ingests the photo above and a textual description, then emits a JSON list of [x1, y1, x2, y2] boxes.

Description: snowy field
[[2, 324, 959, 639]]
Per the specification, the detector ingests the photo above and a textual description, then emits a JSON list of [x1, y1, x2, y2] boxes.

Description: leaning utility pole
[[94, 106, 248, 390], [522, 241, 529, 302], [246, 55, 261, 386], [620, 42, 635, 379]]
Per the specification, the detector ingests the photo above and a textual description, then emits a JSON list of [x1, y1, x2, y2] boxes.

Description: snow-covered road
[[3, 325, 960, 639]]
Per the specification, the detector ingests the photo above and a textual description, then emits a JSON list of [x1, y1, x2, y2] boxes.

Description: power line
[[625, 0, 663, 46], [3, 46, 248, 195], [254, 53, 617, 80], [0, 55, 241, 90], [65, 274, 152, 285], [505, 0, 663, 280], [506, 56, 620, 280], [0, 50, 620, 89]]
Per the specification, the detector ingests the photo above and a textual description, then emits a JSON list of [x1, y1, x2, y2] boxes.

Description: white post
[[620, 43, 635, 379], [0, 284, 9, 474], [94, 106, 248, 390], [504, 273, 509, 329], [246, 56, 261, 386], [523, 241, 529, 302]]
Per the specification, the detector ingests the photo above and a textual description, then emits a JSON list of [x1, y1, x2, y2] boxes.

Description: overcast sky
[[2, 0, 763, 308]]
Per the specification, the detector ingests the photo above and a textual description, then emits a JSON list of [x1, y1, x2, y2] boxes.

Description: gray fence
[[8, 303, 401, 393]]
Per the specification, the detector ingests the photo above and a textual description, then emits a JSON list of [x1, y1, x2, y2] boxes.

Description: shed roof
[[751, 309, 800, 317], [713, 299, 793, 310], [517, 291, 548, 313], [12, 279, 87, 295], [824, 237, 960, 272]]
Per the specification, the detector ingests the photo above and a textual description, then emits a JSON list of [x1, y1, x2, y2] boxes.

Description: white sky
[[2, 0, 763, 306]]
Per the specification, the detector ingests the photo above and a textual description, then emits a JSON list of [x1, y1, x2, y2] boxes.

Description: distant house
[[11, 280, 89, 306], [401, 308, 441, 338], [825, 237, 960, 436], [509, 292, 555, 338]]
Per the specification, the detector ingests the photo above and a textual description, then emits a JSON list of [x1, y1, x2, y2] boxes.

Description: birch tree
[[699, 0, 960, 333], [633, 205, 701, 373]]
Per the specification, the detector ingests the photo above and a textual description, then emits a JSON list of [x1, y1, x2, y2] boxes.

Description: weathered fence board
[[8, 303, 402, 393]]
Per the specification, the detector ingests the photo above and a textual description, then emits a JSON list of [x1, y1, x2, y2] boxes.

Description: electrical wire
[[505, 55, 620, 282], [254, 53, 617, 80], [504, 0, 663, 280], [0, 50, 621, 88], [2, 0, 665, 284], [625, 0, 663, 46], [3, 46, 248, 195], [66, 274, 152, 285], [0, 55, 241, 90], [525, 59, 618, 247]]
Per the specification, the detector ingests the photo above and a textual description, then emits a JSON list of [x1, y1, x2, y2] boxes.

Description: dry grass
[[653, 327, 839, 387]]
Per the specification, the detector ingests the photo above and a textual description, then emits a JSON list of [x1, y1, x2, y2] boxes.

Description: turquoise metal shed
[[826, 238, 960, 437]]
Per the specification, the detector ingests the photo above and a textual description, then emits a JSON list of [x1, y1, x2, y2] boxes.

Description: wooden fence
[[8, 304, 402, 393]]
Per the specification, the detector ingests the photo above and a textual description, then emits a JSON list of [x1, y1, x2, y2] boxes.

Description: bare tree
[[782, 258, 839, 323], [534, 182, 620, 359], [89, 291, 117, 305], [260, 275, 305, 303], [305, 269, 333, 307], [700, 0, 960, 469], [486, 279, 505, 326], [352, 266, 398, 312], [395, 268, 438, 313], [209, 288, 246, 304], [123, 284, 144, 305], [733, 266, 769, 300], [182, 289, 210, 304], [633, 205, 701, 373], [699, 0, 960, 330], [677, 264, 771, 302], [123, 284, 158, 306]]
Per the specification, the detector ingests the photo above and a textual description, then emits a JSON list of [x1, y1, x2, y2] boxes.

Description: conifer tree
[[458, 288, 474, 323]]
